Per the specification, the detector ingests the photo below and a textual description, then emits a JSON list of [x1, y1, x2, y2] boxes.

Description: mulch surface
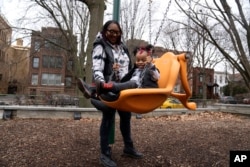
[[1, 111, 250, 167]]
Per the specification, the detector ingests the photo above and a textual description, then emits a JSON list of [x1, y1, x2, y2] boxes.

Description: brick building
[[192, 67, 218, 99], [27, 27, 77, 98], [0, 15, 30, 94], [0, 14, 12, 93]]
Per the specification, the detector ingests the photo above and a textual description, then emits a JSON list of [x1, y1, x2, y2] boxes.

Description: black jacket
[[93, 37, 132, 82], [121, 64, 159, 88]]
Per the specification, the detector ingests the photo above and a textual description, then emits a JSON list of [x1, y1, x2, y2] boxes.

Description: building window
[[65, 77, 72, 87], [219, 75, 222, 83], [44, 40, 50, 48], [34, 41, 40, 51], [41, 73, 62, 86], [33, 57, 39, 68], [174, 85, 178, 92], [67, 60, 73, 71], [31, 74, 38, 85], [44, 38, 60, 50], [199, 74, 203, 82], [199, 86, 203, 94], [42, 55, 63, 68], [214, 75, 217, 83]]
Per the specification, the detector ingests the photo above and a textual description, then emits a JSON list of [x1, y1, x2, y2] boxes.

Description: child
[[95, 46, 160, 95], [77, 44, 160, 98]]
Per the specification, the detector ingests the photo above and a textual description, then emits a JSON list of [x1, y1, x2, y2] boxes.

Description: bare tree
[[30, 0, 92, 80], [174, 0, 250, 90], [76, 0, 105, 85], [193, 22, 224, 103], [118, 0, 151, 59], [120, 0, 148, 42], [162, 14, 224, 107], [13, 0, 104, 106], [17, 0, 105, 84], [161, 22, 182, 51]]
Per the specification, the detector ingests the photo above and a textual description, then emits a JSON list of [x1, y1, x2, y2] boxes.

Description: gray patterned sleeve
[[92, 45, 106, 82], [149, 63, 160, 81]]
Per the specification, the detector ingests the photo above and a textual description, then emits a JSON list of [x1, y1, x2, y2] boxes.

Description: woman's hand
[[113, 63, 120, 71]]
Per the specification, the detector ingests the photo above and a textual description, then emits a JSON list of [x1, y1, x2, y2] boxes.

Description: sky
[[1, 0, 174, 45], [1, 0, 25, 25], [0, 0, 228, 71]]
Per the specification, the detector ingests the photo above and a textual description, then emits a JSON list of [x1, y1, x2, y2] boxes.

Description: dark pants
[[91, 99, 134, 154], [100, 109, 133, 153]]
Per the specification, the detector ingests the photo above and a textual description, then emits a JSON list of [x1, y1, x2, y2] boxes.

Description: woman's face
[[105, 23, 121, 44]]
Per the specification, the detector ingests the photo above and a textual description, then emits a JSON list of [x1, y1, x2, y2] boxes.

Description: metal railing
[[1, 103, 249, 121]]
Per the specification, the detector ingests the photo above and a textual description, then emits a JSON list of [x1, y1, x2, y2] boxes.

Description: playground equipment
[[98, 52, 197, 113]]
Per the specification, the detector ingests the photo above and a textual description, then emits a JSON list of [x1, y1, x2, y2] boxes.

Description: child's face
[[135, 50, 149, 69]]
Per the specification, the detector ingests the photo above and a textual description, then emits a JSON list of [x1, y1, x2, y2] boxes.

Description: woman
[[78, 20, 143, 167]]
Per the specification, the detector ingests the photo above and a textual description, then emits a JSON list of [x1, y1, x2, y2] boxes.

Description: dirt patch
[[1, 111, 250, 167]]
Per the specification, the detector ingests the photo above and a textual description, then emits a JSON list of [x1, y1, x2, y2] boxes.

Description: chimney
[[16, 38, 23, 46]]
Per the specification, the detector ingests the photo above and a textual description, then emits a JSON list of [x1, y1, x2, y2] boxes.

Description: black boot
[[123, 143, 143, 159], [112, 81, 137, 92], [77, 78, 93, 99], [100, 147, 117, 167]]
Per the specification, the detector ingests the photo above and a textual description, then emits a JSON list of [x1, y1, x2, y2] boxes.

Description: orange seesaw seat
[[99, 52, 197, 114]]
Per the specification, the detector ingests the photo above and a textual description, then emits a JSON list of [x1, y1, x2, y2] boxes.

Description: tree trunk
[[78, 0, 105, 107]]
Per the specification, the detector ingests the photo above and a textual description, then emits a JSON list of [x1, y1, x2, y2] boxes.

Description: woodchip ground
[[1, 111, 250, 167]]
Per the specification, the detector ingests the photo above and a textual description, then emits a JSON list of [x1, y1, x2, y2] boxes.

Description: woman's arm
[[92, 45, 106, 82]]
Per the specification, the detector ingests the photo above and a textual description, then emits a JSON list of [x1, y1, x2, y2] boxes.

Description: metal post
[[108, 0, 120, 145], [113, 0, 120, 22]]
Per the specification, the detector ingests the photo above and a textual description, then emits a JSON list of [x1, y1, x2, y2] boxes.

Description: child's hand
[[147, 56, 153, 63]]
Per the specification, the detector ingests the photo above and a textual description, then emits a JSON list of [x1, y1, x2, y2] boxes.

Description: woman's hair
[[100, 20, 123, 44], [133, 44, 155, 56]]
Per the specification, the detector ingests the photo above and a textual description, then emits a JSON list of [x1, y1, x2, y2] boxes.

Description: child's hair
[[133, 44, 155, 56]]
